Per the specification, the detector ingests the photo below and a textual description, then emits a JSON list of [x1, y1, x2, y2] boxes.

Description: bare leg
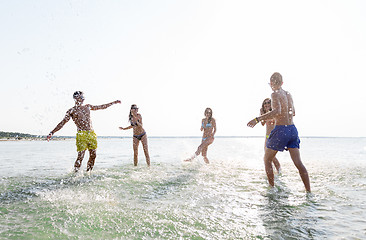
[[74, 151, 86, 172], [133, 137, 139, 166], [185, 138, 214, 162], [263, 148, 278, 187], [201, 146, 209, 164], [141, 135, 150, 166], [288, 148, 311, 192], [87, 149, 97, 171], [195, 144, 203, 156], [265, 139, 281, 173], [272, 156, 281, 173], [184, 142, 204, 162]]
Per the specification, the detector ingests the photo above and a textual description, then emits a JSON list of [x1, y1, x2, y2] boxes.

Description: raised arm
[[133, 114, 143, 127], [47, 111, 71, 141], [90, 100, 121, 110]]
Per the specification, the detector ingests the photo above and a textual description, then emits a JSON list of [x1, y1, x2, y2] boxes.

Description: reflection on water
[[259, 184, 324, 239], [1, 137, 366, 239]]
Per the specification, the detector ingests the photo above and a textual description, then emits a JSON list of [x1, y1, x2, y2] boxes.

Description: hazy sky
[[1, 0, 365, 137]]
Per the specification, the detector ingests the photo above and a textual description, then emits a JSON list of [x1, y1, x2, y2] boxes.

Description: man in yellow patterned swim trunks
[[76, 130, 98, 152], [47, 91, 121, 172]]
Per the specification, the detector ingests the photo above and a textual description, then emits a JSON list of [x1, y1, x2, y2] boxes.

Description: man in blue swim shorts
[[266, 125, 300, 152], [247, 72, 311, 192], [47, 91, 121, 172]]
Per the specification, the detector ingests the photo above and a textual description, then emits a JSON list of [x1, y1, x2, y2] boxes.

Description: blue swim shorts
[[266, 125, 300, 151]]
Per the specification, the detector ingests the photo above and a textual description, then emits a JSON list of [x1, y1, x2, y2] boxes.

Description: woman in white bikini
[[185, 108, 216, 164], [119, 104, 150, 166]]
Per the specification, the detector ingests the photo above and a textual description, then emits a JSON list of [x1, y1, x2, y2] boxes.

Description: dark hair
[[261, 98, 272, 114], [73, 91, 84, 99], [129, 104, 138, 125], [205, 108, 213, 123]]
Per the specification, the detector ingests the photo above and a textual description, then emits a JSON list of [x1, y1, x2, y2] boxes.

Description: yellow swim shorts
[[76, 131, 97, 152]]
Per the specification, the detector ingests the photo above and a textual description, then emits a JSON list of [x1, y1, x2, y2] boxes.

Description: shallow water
[[1, 137, 366, 239]]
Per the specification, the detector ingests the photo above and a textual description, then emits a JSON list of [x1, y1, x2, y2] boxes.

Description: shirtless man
[[247, 73, 311, 192], [47, 91, 121, 172]]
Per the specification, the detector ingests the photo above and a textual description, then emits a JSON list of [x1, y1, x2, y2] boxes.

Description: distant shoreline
[[0, 137, 71, 141]]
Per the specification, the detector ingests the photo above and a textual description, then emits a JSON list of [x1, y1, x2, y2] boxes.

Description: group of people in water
[[47, 72, 311, 192]]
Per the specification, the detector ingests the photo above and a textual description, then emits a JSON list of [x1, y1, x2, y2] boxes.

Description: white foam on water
[[1, 137, 366, 239]]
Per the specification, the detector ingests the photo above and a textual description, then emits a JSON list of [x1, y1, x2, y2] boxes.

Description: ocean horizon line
[[49, 135, 365, 139]]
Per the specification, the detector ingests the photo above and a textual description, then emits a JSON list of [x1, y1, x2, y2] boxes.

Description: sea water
[[0, 137, 365, 239]]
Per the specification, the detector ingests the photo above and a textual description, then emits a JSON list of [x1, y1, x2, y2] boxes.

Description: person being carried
[[185, 108, 216, 164], [247, 73, 311, 192], [119, 104, 150, 166], [260, 98, 281, 173], [47, 91, 121, 172]]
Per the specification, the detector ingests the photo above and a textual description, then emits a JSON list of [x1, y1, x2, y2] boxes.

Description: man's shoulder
[[64, 107, 75, 118], [272, 89, 290, 97], [282, 89, 293, 99], [271, 91, 280, 98], [66, 107, 74, 114], [67, 104, 87, 114]]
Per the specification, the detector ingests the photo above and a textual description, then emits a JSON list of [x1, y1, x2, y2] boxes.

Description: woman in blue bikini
[[185, 108, 216, 164], [119, 104, 150, 166]]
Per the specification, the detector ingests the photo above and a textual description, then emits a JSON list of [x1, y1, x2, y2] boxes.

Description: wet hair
[[270, 72, 283, 85], [205, 108, 213, 124], [129, 104, 138, 125], [73, 91, 84, 99], [261, 98, 272, 114]]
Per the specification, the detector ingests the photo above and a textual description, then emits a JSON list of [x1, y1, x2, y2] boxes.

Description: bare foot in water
[[184, 155, 195, 162]]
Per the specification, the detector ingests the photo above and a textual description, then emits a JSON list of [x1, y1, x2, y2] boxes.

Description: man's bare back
[[270, 88, 295, 126]]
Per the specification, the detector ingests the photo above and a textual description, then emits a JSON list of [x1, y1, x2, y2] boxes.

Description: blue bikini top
[[202, 122, 212, 128]]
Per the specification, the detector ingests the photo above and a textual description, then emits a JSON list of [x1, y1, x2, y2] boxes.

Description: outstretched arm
[[47, 112, 71, 141], [119, 126, 133, 130], [90, 100, 121, 110]]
